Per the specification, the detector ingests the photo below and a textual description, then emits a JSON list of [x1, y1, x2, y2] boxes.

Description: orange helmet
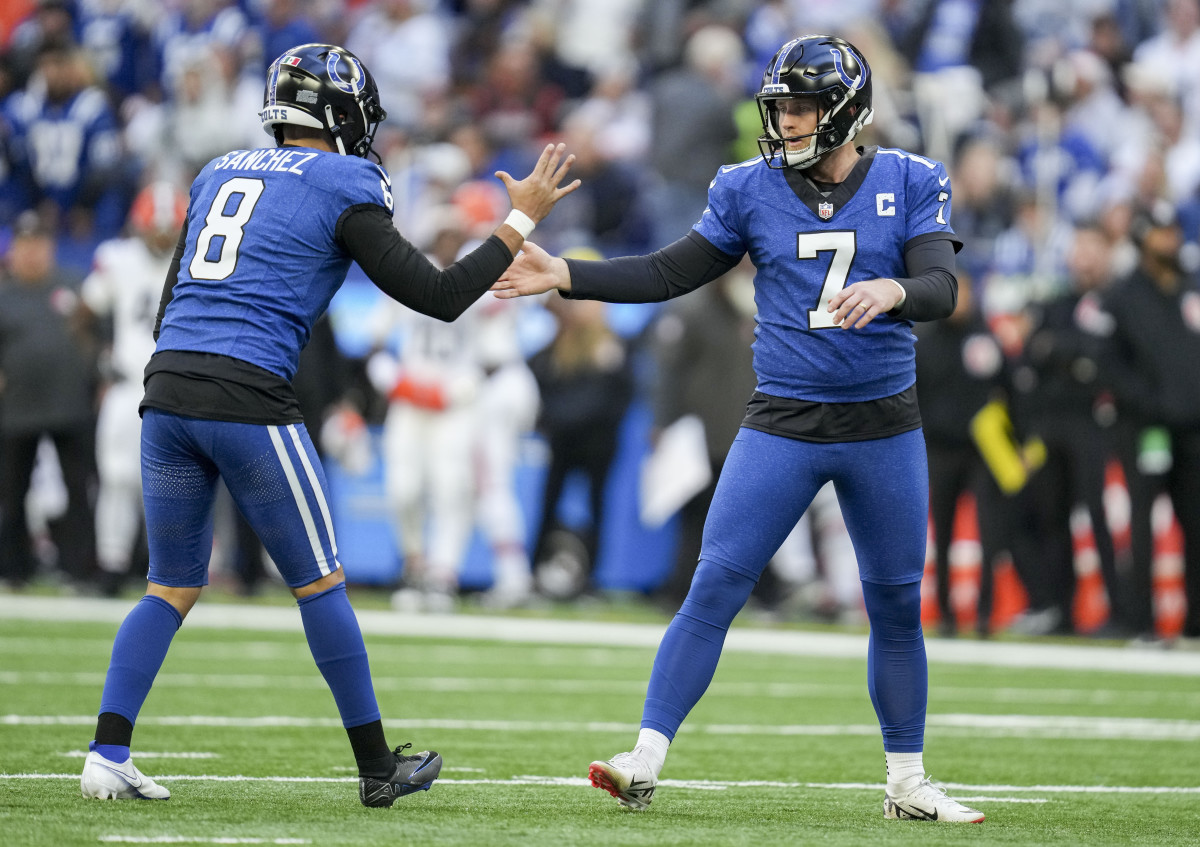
[[129, 181, 188, 237], [451, 179, 507, 236]]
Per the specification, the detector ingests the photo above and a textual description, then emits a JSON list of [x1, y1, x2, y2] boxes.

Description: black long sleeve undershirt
[[565, 231, 738, 303], [153, 204, 513, 343], [153, 221, 189, 341], [566, 230, 958, 322], [337, 204, 513, 321]]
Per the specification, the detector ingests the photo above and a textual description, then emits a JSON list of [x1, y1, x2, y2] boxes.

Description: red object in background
[[0, 1, 36, 46], [922, 462, 1185, 638], [388, 374, 448, 411]]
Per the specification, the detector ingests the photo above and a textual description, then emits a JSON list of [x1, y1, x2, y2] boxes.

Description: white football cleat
[[588, 751, 657, 811], [884, 777, 984, 822], [81, 750, 170, 800]]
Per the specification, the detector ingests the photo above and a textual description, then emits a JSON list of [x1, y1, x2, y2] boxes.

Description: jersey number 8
[[189, 177, 266, 281]]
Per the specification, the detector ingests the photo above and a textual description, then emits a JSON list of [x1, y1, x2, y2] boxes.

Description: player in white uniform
[[370, 209, 539, 609], [81, 182, 188, 595], [471, 292, 539, 608], [370, 292, 484, 610]]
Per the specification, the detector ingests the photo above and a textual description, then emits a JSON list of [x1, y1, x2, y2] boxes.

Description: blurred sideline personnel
[[648, 266, 757, 608], [1093, 202, 1200, 644], [1009, 222, 1123, 637], [527, 293, 635, 597], [79, 182, 189, 598], [0, 211, 98, 590], [80, 43, 578, 807], [914, 270, 1012, 638], [494, 36, 984, 822]]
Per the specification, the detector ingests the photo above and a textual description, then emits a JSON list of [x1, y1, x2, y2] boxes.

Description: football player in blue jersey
[[80, 42, 579, 807], [493, 35, 984, 823]]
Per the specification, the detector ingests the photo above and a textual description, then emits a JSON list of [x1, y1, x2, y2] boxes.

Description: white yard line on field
[[99, 838, 310, 845], [2, 595, 1198, 676], [6, 670, 1197, 709], [7, 712, 1200, 741], [6, 771, 1199, 800], [61, 750, 218, 759]]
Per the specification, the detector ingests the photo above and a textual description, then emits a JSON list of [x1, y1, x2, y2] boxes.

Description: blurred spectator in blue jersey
[[891, 0, 1024, 163], [1014, 65, 1109, 225], [149, 0, 251, 104], [77, 0, 156, 103], [0, 210, 98, 591], [2, 41, 126, 241]]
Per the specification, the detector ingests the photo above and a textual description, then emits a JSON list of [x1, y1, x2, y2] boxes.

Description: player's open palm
[[496, 143, 581, 223], [492, 241, 569, 299]]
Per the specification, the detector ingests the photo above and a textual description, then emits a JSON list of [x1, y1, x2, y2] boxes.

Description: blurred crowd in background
[[0, 0, 1198, 647]]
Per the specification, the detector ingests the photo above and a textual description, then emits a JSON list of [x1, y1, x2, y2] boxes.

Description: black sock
[[95, 712, 134, 747], [347, 720, 393, 777]]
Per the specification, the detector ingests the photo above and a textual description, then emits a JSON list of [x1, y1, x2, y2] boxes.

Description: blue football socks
[[297, 582, 381, 728], [862, 579, 927, 752], [98, 594, 184, 735], [641, 559, 757, 740]]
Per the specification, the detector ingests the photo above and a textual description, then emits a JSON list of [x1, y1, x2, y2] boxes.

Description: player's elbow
[[926, 272, 958, 320], [940, 275, 959, 318], [420, 301, 464, 323]]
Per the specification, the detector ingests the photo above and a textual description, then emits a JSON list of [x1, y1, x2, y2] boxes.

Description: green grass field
[[2, 593, 1198, 846]]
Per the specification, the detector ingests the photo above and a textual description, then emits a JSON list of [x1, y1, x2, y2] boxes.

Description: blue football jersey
[[156, 147, 393, 381], [693, 146, 956, 404]]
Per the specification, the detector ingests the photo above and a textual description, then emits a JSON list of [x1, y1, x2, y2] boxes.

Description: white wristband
[[888, 278, 907, 308], [504, 209, 536, 239]]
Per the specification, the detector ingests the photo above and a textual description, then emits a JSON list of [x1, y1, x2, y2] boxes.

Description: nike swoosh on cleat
[[411, 758, 434, 777], [97, 763, 143, 788], [900, 803, 937, 821]]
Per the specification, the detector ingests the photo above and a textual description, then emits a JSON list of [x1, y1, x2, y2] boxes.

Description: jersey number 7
[[799, 231, 856, 330]]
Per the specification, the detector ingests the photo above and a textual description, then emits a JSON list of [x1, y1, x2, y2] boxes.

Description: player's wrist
[[554, 257, 573, 293], [503, 209, 536, 240]]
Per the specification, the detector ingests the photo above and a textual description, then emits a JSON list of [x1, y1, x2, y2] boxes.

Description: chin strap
[[325, 104, 347, 155]]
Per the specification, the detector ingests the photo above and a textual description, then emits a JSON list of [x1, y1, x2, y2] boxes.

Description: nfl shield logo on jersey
[[818, 202, 834, 220]]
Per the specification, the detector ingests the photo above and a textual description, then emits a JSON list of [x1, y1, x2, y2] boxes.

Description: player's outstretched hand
[[492, 241, 571, 298], [496, 143, 581, 224]]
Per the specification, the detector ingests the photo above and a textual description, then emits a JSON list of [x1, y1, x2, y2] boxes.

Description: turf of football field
[[2, 593, 1198, 847]]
